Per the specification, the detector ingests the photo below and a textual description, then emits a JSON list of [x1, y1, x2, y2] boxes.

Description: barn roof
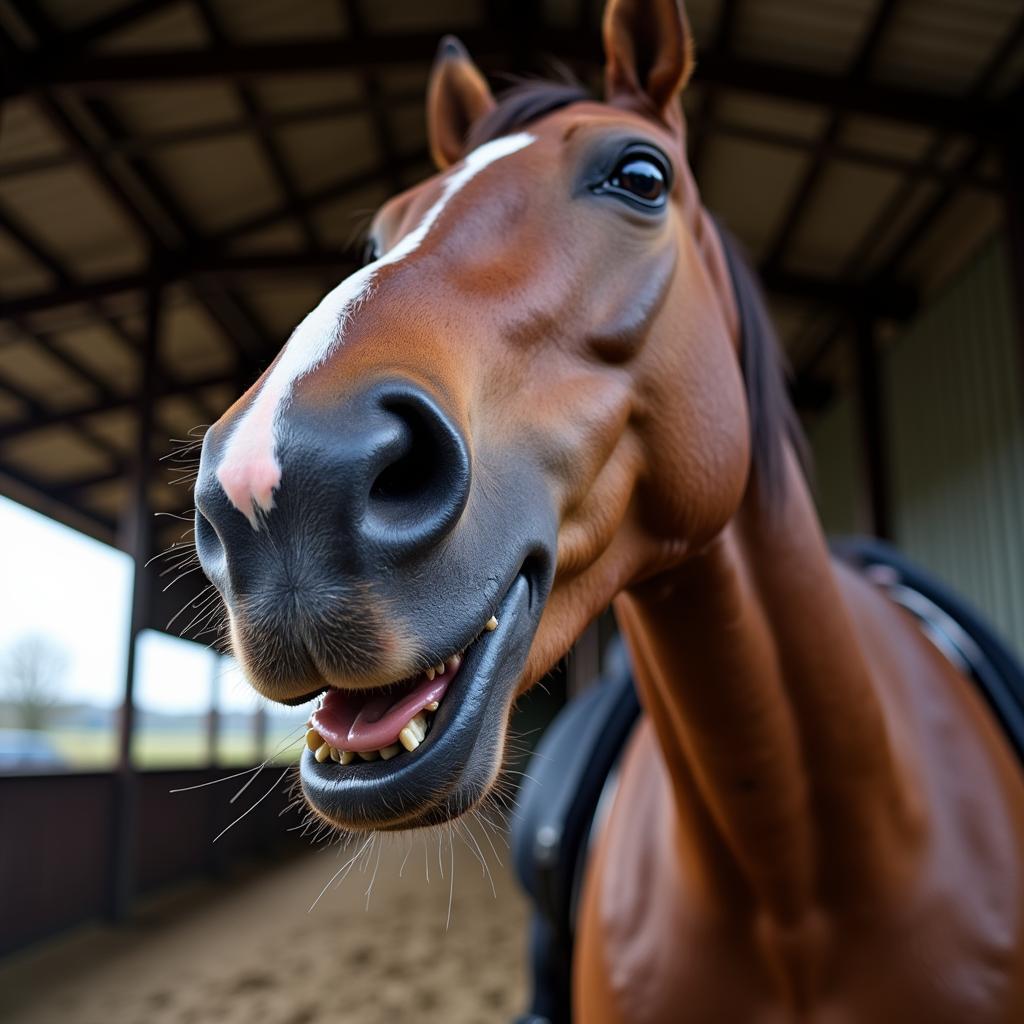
[[0, 0, 1019, 556]]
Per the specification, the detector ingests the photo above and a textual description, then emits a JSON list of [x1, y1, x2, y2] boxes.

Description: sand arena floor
[[0, 825, 530, 1024]]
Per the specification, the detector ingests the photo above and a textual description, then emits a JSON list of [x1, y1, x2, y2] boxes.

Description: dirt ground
[[0, 824, 531, 1024]]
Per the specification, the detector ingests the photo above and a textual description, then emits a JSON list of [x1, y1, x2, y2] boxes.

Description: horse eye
[[595, 148, 671, 210], [611, 157, 665, 202]]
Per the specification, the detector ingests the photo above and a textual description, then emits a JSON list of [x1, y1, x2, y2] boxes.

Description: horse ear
[[602, 0, 695, 127], [427, 36, 496, 170]]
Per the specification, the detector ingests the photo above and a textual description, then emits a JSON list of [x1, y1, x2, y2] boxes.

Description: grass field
[[40, 725, 306, 770]]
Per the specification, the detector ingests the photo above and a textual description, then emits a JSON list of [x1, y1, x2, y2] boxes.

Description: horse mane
[[467, 78, 808, 507], [713, 221, 809, 507]]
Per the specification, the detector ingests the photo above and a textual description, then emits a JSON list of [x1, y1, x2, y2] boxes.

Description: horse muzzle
[[194, 377, 556, 829]]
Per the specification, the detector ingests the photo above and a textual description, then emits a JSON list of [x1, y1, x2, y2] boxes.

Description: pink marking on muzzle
[[216, 387, 283, 527]]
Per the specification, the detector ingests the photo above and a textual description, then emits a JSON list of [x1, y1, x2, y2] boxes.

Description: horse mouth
[[298, 569, 539, 832]]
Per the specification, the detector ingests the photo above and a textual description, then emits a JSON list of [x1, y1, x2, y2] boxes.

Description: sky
[[0, 494, 273, 715]]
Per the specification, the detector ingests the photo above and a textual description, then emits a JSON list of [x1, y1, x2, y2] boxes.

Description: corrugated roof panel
[[364, 0, 478, 34], [317, 184, 393, 249], [85, 408, 135, 456], [3, 426, 113, 483], [36, 0, 123, 32], [712, 92, 828, 141], [387, 103, 429, 159], [872, 0, 1022, 95], [376, 66, 432, 95], [734, 0, 876, 73], [543, 0, 579, 30], [840, 116, 934, 162], [158, 395, 209, 437], [699, 136, 808, 262], [901, 190, 1002, 294], [228, 221, 306, 254], [787, 161, 905, 276], [243, 282, 329, 339], [95, 3, 210, 51], [0, 97, 67, 163], [276, 113, 379, 195], [682, 0, 723, 43], [0, 390, 25, 424], [79, 478, 125, 521], [212, 0, 348, 44], [0, 337, 95, 409], [252, 74, 365, 115], [0, 165, 145, 279], [50, 324, 137, 397], [152, 136, 279, 233], [109, 84, 243, 134], [160, 304, 235, 381], [842, 177, 939, 276], [0, 232, 53, 297]]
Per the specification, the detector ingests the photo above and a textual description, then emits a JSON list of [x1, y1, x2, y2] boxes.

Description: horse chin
[[298, 569, 544, 833]]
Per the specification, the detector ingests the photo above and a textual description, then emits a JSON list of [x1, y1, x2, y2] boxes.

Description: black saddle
[[511, 536, 1024, 1024]]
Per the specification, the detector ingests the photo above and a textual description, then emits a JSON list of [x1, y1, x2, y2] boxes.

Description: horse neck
[[614, 447, 920, 927]]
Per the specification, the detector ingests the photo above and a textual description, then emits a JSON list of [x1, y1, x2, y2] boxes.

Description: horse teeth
[[399, 713, 428, 752], [339, 750, 355, 764], [425, 666, 436, 681], [426, 701, 439, 712], [445, 653, 461, 673], [330, 747, 341, 762], [358, 749, 380, 761], [485, 615, 498, 631], [314, 742, 331, 763], [435, 662, 445, 676], [380, 744, 401, 760], [306, 728, 322, 751]]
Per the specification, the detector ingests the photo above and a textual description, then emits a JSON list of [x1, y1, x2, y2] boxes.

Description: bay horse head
[[195, 0, 794, 832]]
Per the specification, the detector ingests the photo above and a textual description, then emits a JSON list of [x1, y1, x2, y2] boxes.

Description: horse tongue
[[311, 676, 450, 753]]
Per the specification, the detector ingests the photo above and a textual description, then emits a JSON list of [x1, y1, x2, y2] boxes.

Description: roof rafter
[[1, 34, 1008, 137], [762, 0, 903, 275], [795, 9, 1024, 384]]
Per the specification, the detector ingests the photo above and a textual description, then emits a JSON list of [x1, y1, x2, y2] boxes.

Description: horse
[[193, 0, 1024, 1019]]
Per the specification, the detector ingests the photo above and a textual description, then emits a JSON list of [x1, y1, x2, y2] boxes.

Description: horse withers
[[194, 0, 1024, 1019]]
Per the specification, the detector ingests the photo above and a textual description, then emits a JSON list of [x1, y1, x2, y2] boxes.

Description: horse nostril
[[363, 390, 471, 554], [370, 406, 436, 504]]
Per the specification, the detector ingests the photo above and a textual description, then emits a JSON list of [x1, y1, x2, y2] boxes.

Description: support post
[[853, 315, 892, 541], [253, 705, 267, 762], [1002, 103, 1024, 398], [108, 280, 162, 921], [206, 651, 221, 765]]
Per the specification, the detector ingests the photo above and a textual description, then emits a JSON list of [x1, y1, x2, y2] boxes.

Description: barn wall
[[884, 235, 1024, 657], [810, 234, 1024, 656], [807, 393, 870, 537]]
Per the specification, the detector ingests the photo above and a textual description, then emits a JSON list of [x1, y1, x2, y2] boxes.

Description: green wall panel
[[885, 237, 1024, 656]]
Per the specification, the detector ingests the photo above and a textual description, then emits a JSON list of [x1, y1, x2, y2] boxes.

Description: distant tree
[[1, 634, 68, 731]]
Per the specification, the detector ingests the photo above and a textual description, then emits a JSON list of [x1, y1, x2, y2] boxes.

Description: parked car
[[0, 729, 68, 771]]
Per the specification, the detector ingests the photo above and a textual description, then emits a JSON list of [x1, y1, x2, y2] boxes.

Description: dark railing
[[0, 765, 305, 956]]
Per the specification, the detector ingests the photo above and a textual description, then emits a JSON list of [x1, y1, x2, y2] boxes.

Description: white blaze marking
[[216, 132, 536, 526]]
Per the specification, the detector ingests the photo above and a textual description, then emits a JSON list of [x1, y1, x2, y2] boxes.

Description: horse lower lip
[[298, 572, 537, 830]]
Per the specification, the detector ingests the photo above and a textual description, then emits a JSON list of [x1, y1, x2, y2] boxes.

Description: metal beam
[[193, 0, 325, 254], [0, 245, 913, 325], [0, 91, 425, 180], [0, 367, 237, 445], [1, 250, 360, 318], [762, 0, 902, 273], [2, 34, 1007, 136], [110, 280, 162, 922], [794, 13, 1024, 385], [688, 0, 740, 183]]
